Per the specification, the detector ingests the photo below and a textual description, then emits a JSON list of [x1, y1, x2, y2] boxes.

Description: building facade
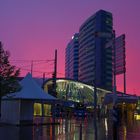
[[78, 10, 113, 90], [65, 33, 79, 80]]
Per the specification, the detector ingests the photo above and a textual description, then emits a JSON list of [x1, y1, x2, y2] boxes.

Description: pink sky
[[0, 0, 140, 95]]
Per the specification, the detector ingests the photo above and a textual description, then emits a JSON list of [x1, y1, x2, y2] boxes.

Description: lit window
[[44, 104, 51, 116], [34, 103, 42, 116]]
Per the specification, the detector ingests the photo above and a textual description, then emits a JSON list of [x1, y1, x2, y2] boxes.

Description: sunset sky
[[0, 0, 140, 95]]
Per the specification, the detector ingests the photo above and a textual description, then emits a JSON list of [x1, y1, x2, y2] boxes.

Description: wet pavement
[[0, 116, 140, 140]]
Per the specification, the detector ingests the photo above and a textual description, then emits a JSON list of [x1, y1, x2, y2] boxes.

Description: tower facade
[[65, 33, 79, 80], [78, 10, 113, 90]]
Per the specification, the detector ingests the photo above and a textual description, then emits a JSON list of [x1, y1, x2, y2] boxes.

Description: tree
[[0, 41, 21, 98]]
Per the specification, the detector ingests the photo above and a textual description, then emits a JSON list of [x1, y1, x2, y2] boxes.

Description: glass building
[[78, 10, 113, 91], [43, 78, 111, 106], [65, 33, 79, 80]]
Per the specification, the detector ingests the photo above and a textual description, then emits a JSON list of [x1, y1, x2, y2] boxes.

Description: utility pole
[[52, 49, 57, 97], [94, 77, 97, 109], [54, 49, 57, 80], [124, 65, 126, 95], [31, 60, 33, 76], [113, 30, 117, 105], [123, 35, 126, 95], [43, 72, 46, 84], [93, 31, 98, 110]]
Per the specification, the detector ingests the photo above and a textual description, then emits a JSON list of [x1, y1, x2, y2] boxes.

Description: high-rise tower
[[65, 33, 79, 80], [78, 10, 113, 90]]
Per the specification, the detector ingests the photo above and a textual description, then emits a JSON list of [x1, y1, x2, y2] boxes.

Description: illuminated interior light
[[57, 79, 68, 83], [34, 103, 42, 116], [134, 114, 140, 120]]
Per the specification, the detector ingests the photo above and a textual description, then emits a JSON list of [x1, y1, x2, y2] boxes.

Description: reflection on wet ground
[[0, 117, 140, 140]]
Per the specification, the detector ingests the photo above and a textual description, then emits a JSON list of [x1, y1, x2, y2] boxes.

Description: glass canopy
[[43, 78, 111, 106]]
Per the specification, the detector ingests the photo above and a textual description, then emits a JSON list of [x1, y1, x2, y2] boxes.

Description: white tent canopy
[[2, 73, 56, 101]]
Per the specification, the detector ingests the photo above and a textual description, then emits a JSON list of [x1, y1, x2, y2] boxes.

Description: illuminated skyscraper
[[78, 10, 113, 90], [65, 10, 113, 90]]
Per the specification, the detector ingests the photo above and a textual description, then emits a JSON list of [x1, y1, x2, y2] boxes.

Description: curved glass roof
[[43, 78, 111, 105]]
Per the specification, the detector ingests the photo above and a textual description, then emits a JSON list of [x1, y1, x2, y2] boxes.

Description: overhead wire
[[10, 59, 64, 78]]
